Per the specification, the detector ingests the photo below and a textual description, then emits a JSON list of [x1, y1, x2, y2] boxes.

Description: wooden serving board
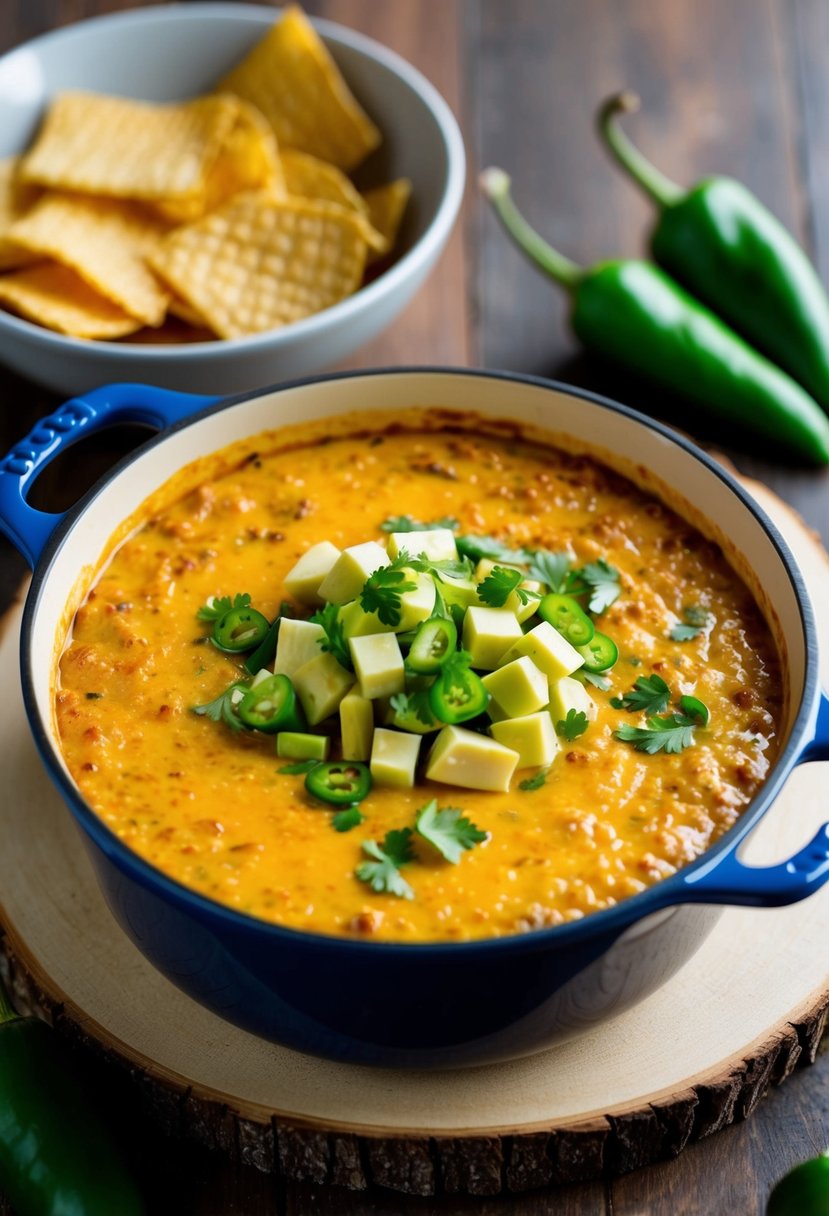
[[2, 477, 829, 1198]]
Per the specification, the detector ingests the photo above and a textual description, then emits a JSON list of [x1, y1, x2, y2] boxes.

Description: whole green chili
[[481, 167, 829, 464], [599, 91, 829, 413], [0, 977, 144, 1215]]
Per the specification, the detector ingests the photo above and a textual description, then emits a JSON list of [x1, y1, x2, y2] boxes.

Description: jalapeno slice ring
[[538, 593, 595, 646], [238, 674, 304, 733], [406, 618, 458, 674], [429, 663, 489, 724], [213, 606, 270, 653], [577, 630, 619, 672], [305, 761, 372, 806]]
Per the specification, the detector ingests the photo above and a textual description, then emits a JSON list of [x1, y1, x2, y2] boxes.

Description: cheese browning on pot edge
[[55, 414, 781, 941]]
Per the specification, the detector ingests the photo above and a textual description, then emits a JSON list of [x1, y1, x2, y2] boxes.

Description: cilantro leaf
[[610, 673, 671, 715], [409, 552, 475, 581], [278, 760, 320, 774], [415, 800, 487, 864], [380, 515, 459, 533], [578, 670, 612, 691], [615, 713, 697, 754], [477, 565, 522, 607], [526, 549, 572, 591], [192, 682, 249, 732], [310, 601, 352, 670], [355, 829, 415, 898], [556, 708, 589, 741], [670, 606, 713, 642], [519, 768, 549, 791], [578, 560, 621, 614], [456, 533, 534, 564], [196, 592, 251, 622], [360, 553, 417, 627], [390, 689, 437, 728], [332, 807, 364, 832]]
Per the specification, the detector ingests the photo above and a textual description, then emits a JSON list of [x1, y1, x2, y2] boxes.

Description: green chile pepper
[[305, 761, 372, 806], [767, 1151, 829, 1215], [0, 980, 144, 1216], [238, 674, 304, 733], [577, 630, 618, 672], [600, 92, 829, 413], [481, 168, 829, 464], [406, 618, 458, 674], [538, 594, 595, 646], [429, 655, 489, 724], [213, 606, 270, 653]]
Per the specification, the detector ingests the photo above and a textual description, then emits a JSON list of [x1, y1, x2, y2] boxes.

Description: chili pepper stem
[[480, 167, 583, 290], [0, 975, 20, 1026], [597, 93, 684, 207]]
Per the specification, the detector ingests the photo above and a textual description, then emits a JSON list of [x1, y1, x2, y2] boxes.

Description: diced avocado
[[482, 656, 549, 719], [396, 571, 440, 632], [490, 712, 559, 768], [440, 575, 480, 613], [499, 620, 583, 681], [293, 652, 354, 725], [370, 727, 421, 788], [462, 606, 523, 670], [349, 633, 405, 699], [425, 724, 519, 792], [283, 540, 341, 606], [388, 528, 458, 563], [274, 618, 325, 679], [340, 692, 375, 761], [317, 541, 389, 605], [474, 558, 543, 623], [276, 732, 330, 761], [339, 599, 396, 639], [548, 675, 597, 725]]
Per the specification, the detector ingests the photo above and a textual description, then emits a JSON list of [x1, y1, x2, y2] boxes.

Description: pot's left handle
[[0, 383, 220, 568]]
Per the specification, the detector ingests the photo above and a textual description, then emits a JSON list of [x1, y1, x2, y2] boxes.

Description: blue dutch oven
[[1, 368, 828, 1068]]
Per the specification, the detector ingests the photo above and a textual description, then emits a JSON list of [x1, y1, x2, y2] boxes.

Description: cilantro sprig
[[519, 768, 549, 791], [390, 688, 436, 728], [579, 559, 622, 614], [409, 552, 475, 582], [670, 605, 713, 642], [556, 708, 589, 741], [615, 713, 698, 755], [196, 592, 251, 622], [611, 673, 671, 715], [360, 553, 417, 627], [455, 534, 534, 564], [332, 807, 365, 833], [192, 682, 249, 732], [415, 799, 487, 863], [310, 601, 352, 670], [380, 515, 459, 533], [526, 550, 572, 591], [356, 830, 415, 899], [477, 564, 523, 607]]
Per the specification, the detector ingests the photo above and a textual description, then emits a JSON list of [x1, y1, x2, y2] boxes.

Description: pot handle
[[0, 383, 220, 568]]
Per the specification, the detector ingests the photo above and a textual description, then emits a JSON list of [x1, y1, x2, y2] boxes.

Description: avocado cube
[[548, 675, 597, 726], [317, 541, 389, 605], [490, 712, 559, 768], [462, 606, 523, 670], [387, 528, 458, 563], [283, 540, 341, 606], [293, 652, 354, 725], [499, 620, 583, 681], [370, 727, 421, 788], [340, 599, 396, 639], [340, 692, 375, 761], [425, 725, 519, 792], [439, 575, 480, 613], [396, 571, 440, 632], [274, 618, 325, 679], [482, 656, 549, 719], [276, 732, 330, 761], [474, 559, 543, 623], [349, 633, 405, 699]]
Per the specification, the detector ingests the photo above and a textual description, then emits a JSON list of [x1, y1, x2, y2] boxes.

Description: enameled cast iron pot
[[2, 369, 829, 1068]]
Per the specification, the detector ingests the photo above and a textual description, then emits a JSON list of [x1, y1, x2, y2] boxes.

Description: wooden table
[[1, 1, 829, 1212]]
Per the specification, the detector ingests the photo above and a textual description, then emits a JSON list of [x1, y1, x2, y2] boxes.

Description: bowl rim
[[0, 2, 466, 358], [19, 366, 819, 956]]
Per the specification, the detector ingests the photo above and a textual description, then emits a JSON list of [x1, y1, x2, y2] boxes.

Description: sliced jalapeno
[[429, 658, 489, 724], [213, 606, 270, 653], [244, 616, 282, 674], [538, 593, 595, 646], [238, 674, 304, 733], [577, 630, 618, 672], [305, 761, 372, 806], [406, 617, 458, 674]]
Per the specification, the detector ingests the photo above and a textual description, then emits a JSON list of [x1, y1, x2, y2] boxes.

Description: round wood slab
[[2, 476, 829, 1198]]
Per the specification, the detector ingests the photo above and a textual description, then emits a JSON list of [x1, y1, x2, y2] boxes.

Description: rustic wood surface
[[1, 0, 829, 1213]]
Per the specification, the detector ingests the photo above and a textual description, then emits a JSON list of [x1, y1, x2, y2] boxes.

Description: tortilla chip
[[280, 150, 388, 252], [0, 158, 40, 271], [148, 190, 368, 339], [167, 293, 211, 329], [217, 6, 381, 172], [20, 91, 239, 204], [120, 317, 216, 345], [0, 262, 143, 339], [363, 178, 412, 264], [10, 193, 170, 326]]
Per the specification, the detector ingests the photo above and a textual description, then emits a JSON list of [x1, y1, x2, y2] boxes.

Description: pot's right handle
[[0, 383, 220, 568]]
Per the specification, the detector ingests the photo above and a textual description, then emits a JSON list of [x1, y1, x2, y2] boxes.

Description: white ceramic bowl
[[0, 4, 465, 395]]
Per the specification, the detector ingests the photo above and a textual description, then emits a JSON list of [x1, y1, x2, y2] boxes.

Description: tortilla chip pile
[[0, 5, 412, 343]]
